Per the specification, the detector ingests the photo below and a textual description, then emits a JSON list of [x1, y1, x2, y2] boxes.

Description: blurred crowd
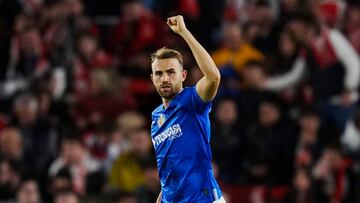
[[0, 0, 360, 202]]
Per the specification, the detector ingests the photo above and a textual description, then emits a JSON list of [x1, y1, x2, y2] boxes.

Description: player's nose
[[162, 73, 170, 82]]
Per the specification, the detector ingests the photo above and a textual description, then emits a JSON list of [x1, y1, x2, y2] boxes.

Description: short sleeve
[[187, 86, 212, 114]]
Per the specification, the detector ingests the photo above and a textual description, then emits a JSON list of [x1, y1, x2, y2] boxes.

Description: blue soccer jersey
[[151, 86, 222, 203]]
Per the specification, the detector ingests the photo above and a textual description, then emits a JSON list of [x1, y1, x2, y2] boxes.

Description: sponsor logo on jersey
[[152, 124, 183, 147]]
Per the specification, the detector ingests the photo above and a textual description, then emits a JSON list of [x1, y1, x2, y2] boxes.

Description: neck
[[162, 88, 183, 109], [162, 98, 171, 109]]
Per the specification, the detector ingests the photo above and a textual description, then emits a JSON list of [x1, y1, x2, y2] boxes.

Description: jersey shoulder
[[175, 86, 193, 102]]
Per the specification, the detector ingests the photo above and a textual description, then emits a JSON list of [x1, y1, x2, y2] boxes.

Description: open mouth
[[161, 88, 171, 92], [160, 84, 171, 90]]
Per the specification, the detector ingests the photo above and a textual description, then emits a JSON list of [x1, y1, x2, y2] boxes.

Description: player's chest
[[150, 106, 189, 147], [151, 103, 184, 132]]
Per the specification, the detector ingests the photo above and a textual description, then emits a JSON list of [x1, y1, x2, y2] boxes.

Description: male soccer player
[[150, 15, 225, 203]]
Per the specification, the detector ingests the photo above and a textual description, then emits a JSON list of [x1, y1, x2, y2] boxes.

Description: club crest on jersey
[[157, 114, 166, 127]]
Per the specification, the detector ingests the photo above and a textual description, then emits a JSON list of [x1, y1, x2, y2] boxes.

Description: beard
[[156, 84, 179, 99]]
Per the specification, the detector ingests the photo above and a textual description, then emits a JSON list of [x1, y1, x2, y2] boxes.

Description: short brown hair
[[151, 47, 183, 66]]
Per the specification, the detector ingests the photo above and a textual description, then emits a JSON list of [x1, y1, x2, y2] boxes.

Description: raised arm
[[265, 56, 306, 91], [328, 29, 360, 92], [167, 15, 221, 102]]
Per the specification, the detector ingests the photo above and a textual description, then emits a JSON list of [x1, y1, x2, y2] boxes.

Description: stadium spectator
[[74, 68, 134, 131], [73, 32, 113, 95], [54, 190, 79, 203], [11, 93, 58, 182], [1, 0, 360, 202], [109, 128, 154, 192], [0, 127, 23, 161], [211, 98, 244, 184], [47, 167, 73, 203], [48, 136, 103, 194], [211, 21, 264, 76], [294, 108, 326, 167], [283, 167, 328, 203], [343, 0, 360, 56], [135, 159, 160, 203], [16, 179, 42, 203], [0, 158, 21, 201], [243, 99, 296, 185], [109, 0, 168, 65]]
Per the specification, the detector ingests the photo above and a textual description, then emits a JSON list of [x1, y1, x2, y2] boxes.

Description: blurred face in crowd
[[281, 0, 298, 13], [0, 128, 23, 160], [259, 102, 280, 127], [294, 169, 311, 192], [299, 114, 320, 134], [132, 52, 152, 71], [215, 99, 238, 125], [288, 20, 311, 44], [151, 58, 186, 100], [66, 0, 84, 16], [122, 1, 144, 21], [62, 140, 84, 164], [242, 64, 266, 89], [77, 35, 98, 60], [117, 111, 146, 135], [251, 3, 273, 25], [223, 23, 242, 50], [130, 130, 151, 155], [20, 28, 42, 56], [279, 32, 296, 57], [14, 14, 31, 33], [54, 192, 79, 203], [90, 69, 114, 95], [243, 23, 260, 43], [14, 95, 39, 126], [347, 6, 360, 24], [46, 1, 66, 20], [52, 177, 72, 194], [17, 180, 41, 203]]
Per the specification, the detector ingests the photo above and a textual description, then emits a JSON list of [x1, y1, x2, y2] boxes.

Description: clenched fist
[[167, 15, 188, 36]]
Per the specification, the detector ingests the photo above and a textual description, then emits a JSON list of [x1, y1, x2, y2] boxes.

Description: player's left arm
[[168, 15, 221, 102]]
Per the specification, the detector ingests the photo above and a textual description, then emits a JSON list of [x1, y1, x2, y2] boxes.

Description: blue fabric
[[317, 100, 357, 133], [151, 86, 222, 203]]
